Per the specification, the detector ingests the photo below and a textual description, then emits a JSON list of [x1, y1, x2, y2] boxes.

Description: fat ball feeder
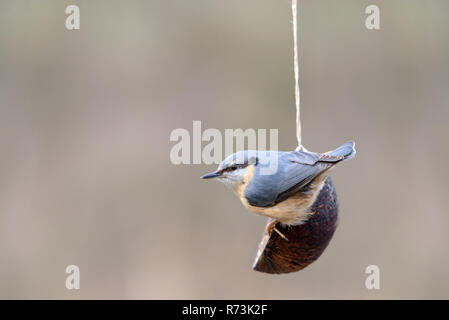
[[202, 1, 355, 274]]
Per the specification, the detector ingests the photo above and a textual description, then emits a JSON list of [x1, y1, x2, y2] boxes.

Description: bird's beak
[[201, 171, 222, 179]]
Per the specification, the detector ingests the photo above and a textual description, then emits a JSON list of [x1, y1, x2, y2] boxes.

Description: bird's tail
[[326, 141, 356, 161]]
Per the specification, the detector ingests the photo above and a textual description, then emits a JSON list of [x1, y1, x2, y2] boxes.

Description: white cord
[[292, 0, 303, 150]]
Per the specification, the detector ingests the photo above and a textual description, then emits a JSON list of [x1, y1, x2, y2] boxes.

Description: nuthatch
[[201, 141, 356, 240]]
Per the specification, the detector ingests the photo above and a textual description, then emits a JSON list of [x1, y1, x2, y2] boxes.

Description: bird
[[201, 141, 356, 240]]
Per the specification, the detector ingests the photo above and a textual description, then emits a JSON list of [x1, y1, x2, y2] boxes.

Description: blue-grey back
[[243, 141, 355, 207]]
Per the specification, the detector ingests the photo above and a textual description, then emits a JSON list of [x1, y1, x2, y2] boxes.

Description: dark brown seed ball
[[252, 176, 338, 274]]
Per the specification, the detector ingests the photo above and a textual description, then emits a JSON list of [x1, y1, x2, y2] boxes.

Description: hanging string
[[292, 0, 303, 150]]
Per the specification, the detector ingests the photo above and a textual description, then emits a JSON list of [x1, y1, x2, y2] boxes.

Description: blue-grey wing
[[273, 160, 333, 204], [243, 162, 282, 207], [288, 150, 344, 164], [244, 151, 339, 207], [277, 150, 344, 198]]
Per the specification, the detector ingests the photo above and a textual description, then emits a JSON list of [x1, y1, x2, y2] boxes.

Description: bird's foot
[[266, 219, 289, 241]]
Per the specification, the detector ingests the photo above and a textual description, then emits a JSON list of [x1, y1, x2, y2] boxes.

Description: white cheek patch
[[219, 168, 248, 189]]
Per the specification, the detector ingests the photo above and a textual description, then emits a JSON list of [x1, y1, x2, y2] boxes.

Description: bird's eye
[[225, 165, 238, 172]]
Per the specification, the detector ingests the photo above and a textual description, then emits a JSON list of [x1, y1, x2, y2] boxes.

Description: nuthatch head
[[201, 141, 356, 228]]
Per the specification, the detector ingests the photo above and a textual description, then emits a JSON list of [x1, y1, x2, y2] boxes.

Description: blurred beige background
[[0, 0, 448, 299]]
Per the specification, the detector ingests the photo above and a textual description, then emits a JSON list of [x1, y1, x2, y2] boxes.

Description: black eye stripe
[[228, 163, 247, 171], [218, 160, 255, 174]]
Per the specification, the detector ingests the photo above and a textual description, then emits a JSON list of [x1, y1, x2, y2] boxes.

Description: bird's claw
[[266, 220, 289, 241]]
